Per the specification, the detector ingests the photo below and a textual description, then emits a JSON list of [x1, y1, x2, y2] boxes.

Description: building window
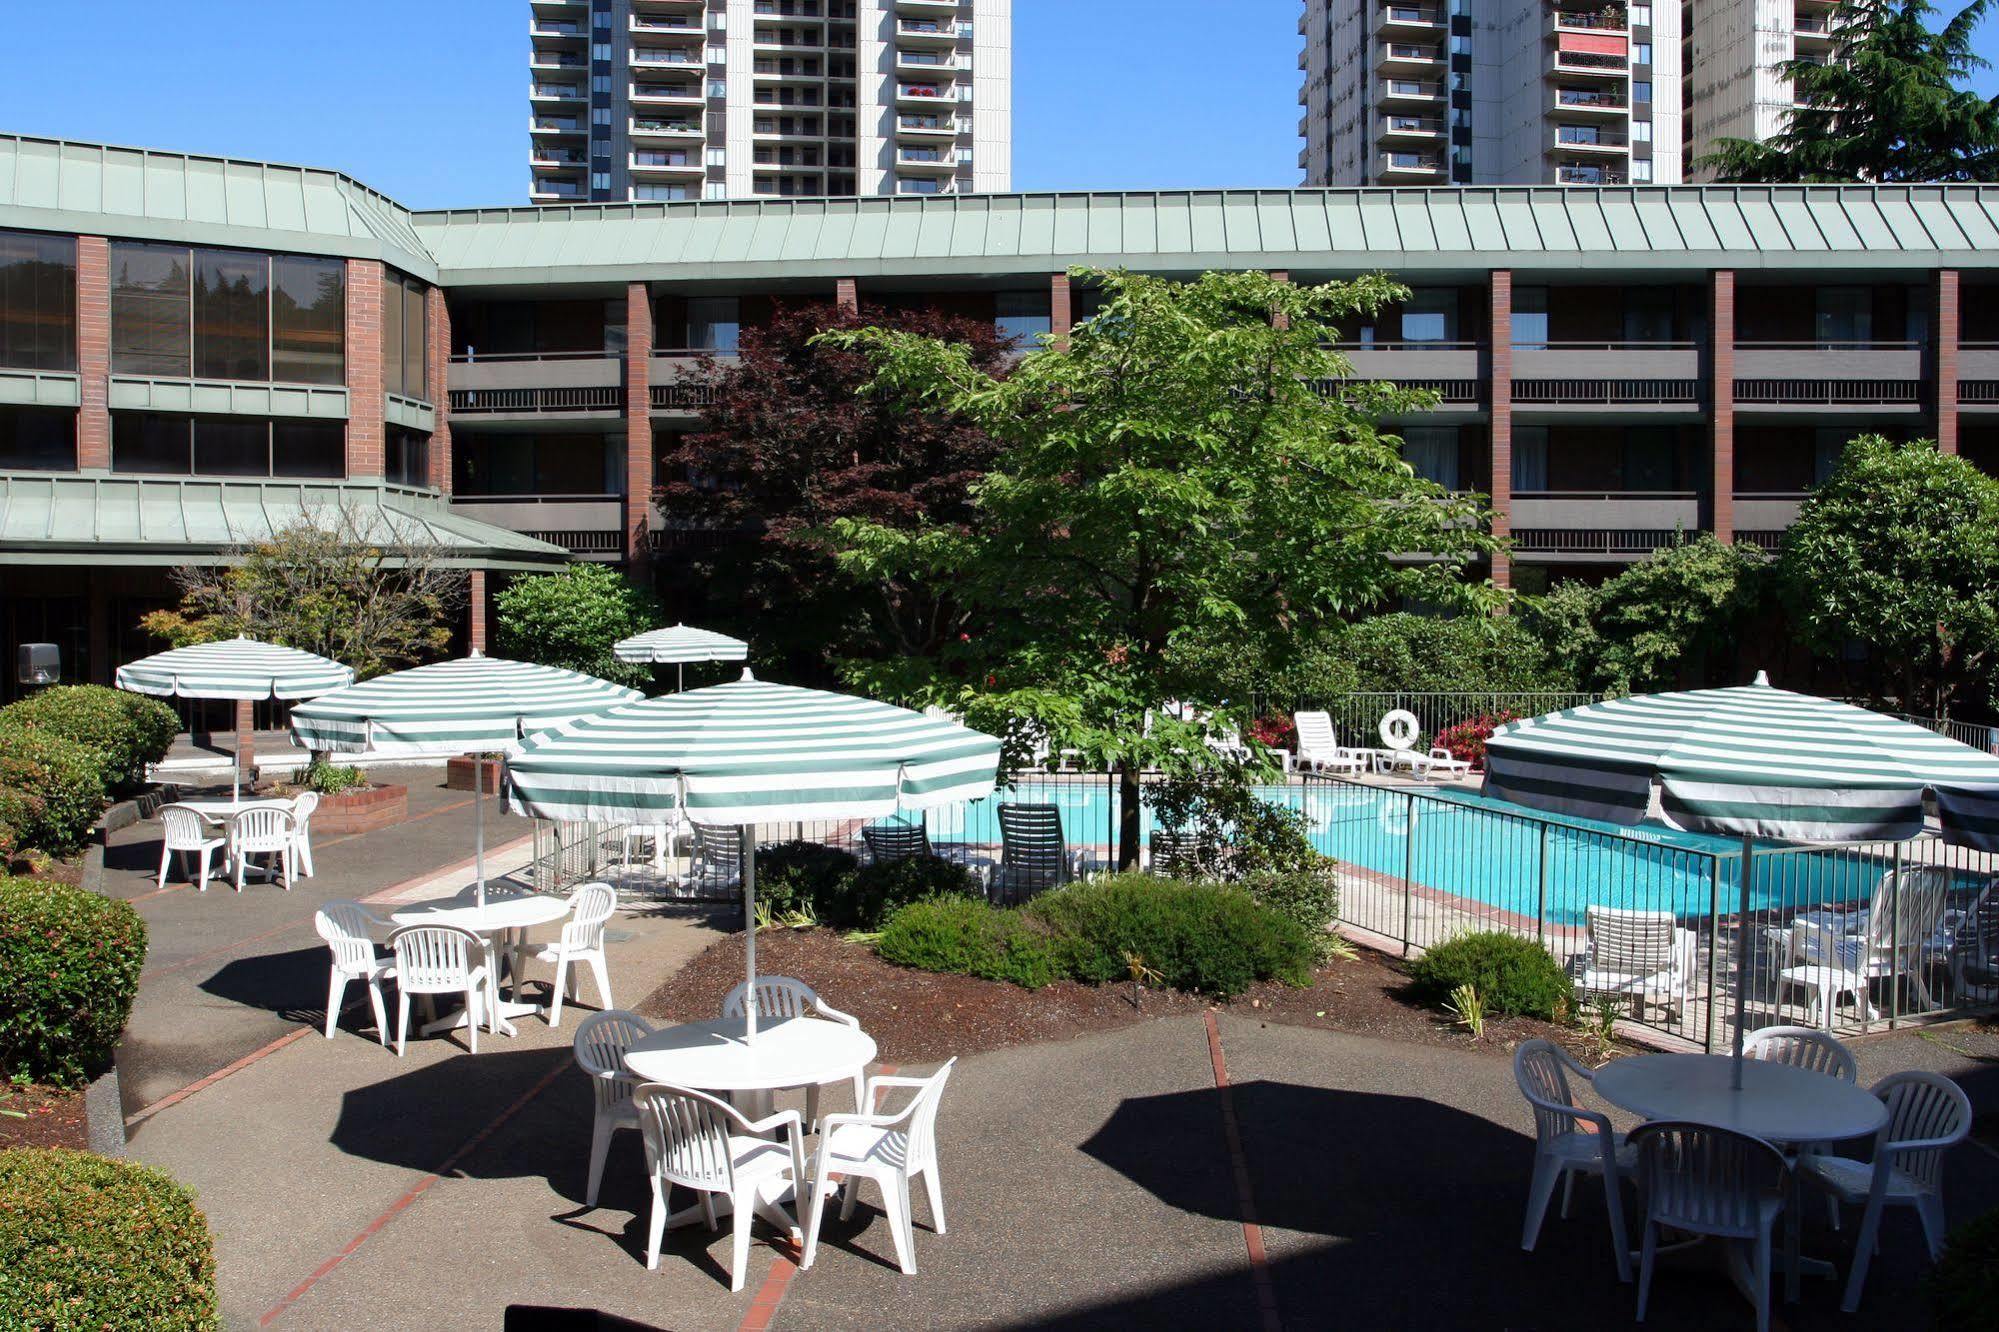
[[452, 433, 619, 496], [1400, 289, 1458, 342], [635, 184, 693, 200], [592, 172, 613, 191], [386, 426, 430, 488], [0, 405, 75, 471], [0, 230, 77, 373], [110, 413, 344, 478], [192, 250, 269, 381], [1402, 426, 1460, 489], [1635, 42, 1651, 65], [995, 291, 1051, 345], [1631, 4, 1651, 23], [271, 256, 346, 385], [1511, 286, 1550, 349], [1511, 426, 1549, 492], [380, 271, 430, 401], [685, 297, 740, 352], [897, 177, 942, 194], [1631, 159, 1653, 183], [1633, 80, 1652, 103], [110, 243, 192, 377], [1632, 120, 1652, 142], [110, 242, 346, 386]]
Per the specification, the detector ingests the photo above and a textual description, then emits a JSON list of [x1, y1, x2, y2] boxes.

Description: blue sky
[[0, 0, 1992, 208]]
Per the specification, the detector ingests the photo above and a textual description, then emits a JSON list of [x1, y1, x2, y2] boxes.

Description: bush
[[1432, 710, 1522, 769], [876, 895, 1061, 988], [0, 687, 178, 796], [0, 1148, 217, 1330], [1028, 873, 1314, 998], [753, 841, 862, 921], [296, 756, 366, 796], [834, 855, 980, 931], [1239, 865, 1340, 963], [0, 877, 147, 1087], [1408, 931, 1571, 1022], [1145, 769, 1322, 880], [1928, 1206, 1999, 1331], [0, 730, 107, 855]]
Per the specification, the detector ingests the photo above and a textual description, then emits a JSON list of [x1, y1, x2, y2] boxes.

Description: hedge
[[875, 895, 1061, 988], [0, 686, 179, 795], [1408, 931, 1572, 1022], [0, 877, 147, 1087], [754, 841, 862, 922], [0, 1148, 217, 1331], [0, 730, 108, 856], [836, 855, 980, 931]]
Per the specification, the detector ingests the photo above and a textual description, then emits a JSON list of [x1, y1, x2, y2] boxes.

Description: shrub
[[834, 855, 980, 931], [0, 730, 107, 855], [876, 895, 1061, 988], [0, 1148, 217, 1330], [296, 756, 366, 796], [0, 877, 147, 1086], [753, 841, 862, 920], [1409, 931, 1571, 1022], [0, 686, 178, 795], [1432, 710, 1523, 769], [1239, 865, 1340, 963], [1028, 872, 1314, 998], [1145, 769, 1321, 880], [1928, 1206, 1999, 1331]]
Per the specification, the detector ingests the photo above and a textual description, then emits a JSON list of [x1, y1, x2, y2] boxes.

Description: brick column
[[1268, 269, 1291, 331], [1488, 270, 1513, 590], [468, 570, 488, 652], [625, 281, 655, 570], [345, 260, 385, 479], [835, 277, 859, 314], [1710, 270, 1736, 543], [77, 237, 111, 470], [426, 286, 453, 489], [1050, 272, 1072, 350], [1935, 269, 1960, 455]]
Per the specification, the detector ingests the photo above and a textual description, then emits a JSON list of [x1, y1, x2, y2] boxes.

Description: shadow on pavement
[[200, 946, 340, 1030]]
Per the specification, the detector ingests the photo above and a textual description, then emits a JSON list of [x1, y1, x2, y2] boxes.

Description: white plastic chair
[[1742, 1024, 1857, 1082], [157, 804, 227, 893], [1800, 1070, 1973, 1313], [537, 882, 617, 1027], [622, 818, 690, 871], [687, 823, 744, 894], [289, 790, 319, 878], [572, 1009, 654, 1207], [1292, 711, 1368, 776], [1949, 881, 1999, 1003], [1630, 1121, 1791, 1332], [314, 900, 394, 1046], [386, 924, 494, 1056], [1513, 1039, 1633, 1282], [633, 1082, 805, 1292], [230, 805, 298, 892], [721, 976, 866, 1128], [1577, 906, 1697, 1021], [800, 1058, 957, 1276], [1790, 865, 1952, 1027]]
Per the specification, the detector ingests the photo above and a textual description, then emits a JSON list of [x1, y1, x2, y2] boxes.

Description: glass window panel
[[1399, 289, 1457, 342], [1622, 427, 1676, 490], [0, 230, 77, 372], [272, 420, 345, 478], [193, 249, 269, 381], [1401, 426, 1460, 489], [533, 433, 612, 493], [1511, 286, 1550, 349], [0, 405, 75, 471], [403, 279, 427, 401], [193, 416, 268, 475], [453, 437, 534, 495], [271, 256, 345, 385], [112, 412, 191, 474], [110, 243, 191, 376], [382, 275, 406, 398], [1816, 286, 1872, 343], [995, 290, 1051, 345], [686, 297, 740, 352], [1511, 426, 1549, 492], [385, 426, 430, 488]]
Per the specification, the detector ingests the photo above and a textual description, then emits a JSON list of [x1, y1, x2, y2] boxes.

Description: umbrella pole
[[743, 826, 757, 1042], [474, 757, 487, 910], [677, 663, 684, 694], [1734, 833, 1753, 1090]]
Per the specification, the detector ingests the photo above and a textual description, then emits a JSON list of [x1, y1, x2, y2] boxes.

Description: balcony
[[530, 116, 584, 136], [1377, 40, 1444, 72], [896, 83, 955, 106], [896, 112, 956, 138], [1733, 494, 1806, 533], [1556, 163, 1628, 184], [1957, 345, 1999, 406], [529, 149, 588, 169], [1513, 342, 1700, 383], [529, 82, 586, 103], [1378, 112, 1445, 141], [632, 50, 707, 71], [630, 151, 705, 177], [1550, 44, 1629, 78], [529, 20, 586, 39], [895, 146, 955, 171], [529, 184, 585, 202], [1550, 6, 1628, 34], [631, 118, 704, 139], [1732, 342, 1924, 411], [632, 15, 703, 34], [1553, 86, 1627, 114], [1378, 3, 1446, 34], [529, 52, 588, 71], [448, 353, 624, 421], [1378, 150, 1446, 179], [896, 17, 958, 43], [1551, 125, 1628, 154], [1336, 342, 1482, 387], [631, 83, 706, 105], [1511, 491, 1702, 560], [1379, 78, 1445, 104]]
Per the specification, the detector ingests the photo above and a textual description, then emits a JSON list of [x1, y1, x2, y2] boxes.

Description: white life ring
[[1379, 793, 1415, 839], [1379, 709, 1421, 751]]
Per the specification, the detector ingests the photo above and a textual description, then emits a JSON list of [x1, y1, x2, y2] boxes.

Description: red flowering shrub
[[1433, 710, 1522, 769], [1249, 716, 1296, 751]]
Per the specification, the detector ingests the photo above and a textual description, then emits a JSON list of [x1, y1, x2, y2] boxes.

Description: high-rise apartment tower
[[1299, 0, 1686, 186], [529, 0, 1011, 202], [1680, 0, 1836, 176]]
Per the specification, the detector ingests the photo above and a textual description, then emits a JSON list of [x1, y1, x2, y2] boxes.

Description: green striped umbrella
[[504, 672, 1000, 1036], [115, 636, 352, 701], [1484, 673, 1999, 1084], [290, 654, 639, 905], [612, 623, 749, 692]]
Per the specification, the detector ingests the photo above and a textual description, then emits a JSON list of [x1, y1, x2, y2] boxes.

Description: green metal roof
[[0, 134, 435, 279], [0, 475, 568, 570]]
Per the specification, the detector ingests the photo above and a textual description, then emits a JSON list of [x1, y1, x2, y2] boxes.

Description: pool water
[[921, 781, 1906, 925]]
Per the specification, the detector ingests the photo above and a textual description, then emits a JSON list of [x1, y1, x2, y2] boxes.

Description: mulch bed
[[638, 928, 1623, 1067], [0, 1085, 89, 1151]]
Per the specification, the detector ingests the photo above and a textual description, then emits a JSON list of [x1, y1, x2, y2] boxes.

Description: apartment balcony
[[529, 150, 589, 170], [895, 0, 962, 12], [895, 50, 958, 76], [1378, 112, 1445, 142], [1377, 3, 1446, 35], [894, 147, 955, 172], [631, 14, 703, 35], [529, 82, 587, 104], [1550, 126, 1629, 155], [1555, 162, 1629, 184], [631, 118, 704, 140], [630, 83, 706, 106], [1549, 43, 1630, 79], [895, 112, 957, 139], [1733, 494, 1805, 534], [1733, 342, 1925, 413], [1377, 150, 1446, 180], [1377, 40, 1444, 73], [529, 19, 587, 41], [1510, 348, 1702, 416], [1379, 77, 1446, 105], [529, 116, 585, 136], [529, 0, 587, 10], [896, 82, 956, 106], [1794, 10, 1835, 51], [529, 183, 586, 202], [1336, 343, 1482, 386], [895, 17, 959, 44], [753, 35, 832, 55], [529, 52, 588, 72], [754, 62, 828, 84], [1552, 86, 1628, 115], [630, 152, 705, 178], [1549, 5, 1629, 35], [1510, 493, 1702, 561], [633, 50, 707, 73], [448, 353, 625, 423], [450, 498, 625, 562], [1957, 345, 1999, 410]]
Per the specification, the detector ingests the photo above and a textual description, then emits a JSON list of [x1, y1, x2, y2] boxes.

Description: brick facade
[[1487, 270, 1512, 590], [625, 281, 654, 569], [1935, 269, 1959, 456], [835, 277, 859, 313], [426, 285, 453, 488], [345, 259, 385, 479], [468, 570, 487, 651], [1710, 270, 1736, 543], [76, 236, 110, 470], [1050, 271, 1072, 349]]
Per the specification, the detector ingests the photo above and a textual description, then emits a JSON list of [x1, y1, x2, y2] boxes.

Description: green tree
[[1700, 0, 1999, 182], [1778, 435, 1999, 716], [1336, 612, 1564, 695], [1530, 534, 1772, 695], [492, 562, 661, 690], [819, 268, 1504, 868]]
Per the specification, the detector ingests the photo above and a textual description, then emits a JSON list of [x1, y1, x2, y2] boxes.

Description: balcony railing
[[1554, 49, 1628, 71], [1555, 126, 1628, 146], [1380, 41, 1442, 61], [1557, 164, 1628, 184], [448, 386, 622, 414], [1513, 378, 1700, 403], [1381, 78, 1444, 98], [1380, 4, 1445, 23], [1512, 528, 1690, 555], [1734, 379, 1922, 405], [1556, 88, 1626, 108], [1381, 113, 1444, 135], [1551, 7, 1628, 31]]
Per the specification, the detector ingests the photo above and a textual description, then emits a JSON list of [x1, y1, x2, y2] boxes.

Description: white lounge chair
[[1411, 746, 1473, 781], [1784, 865, 1951, 1029], [1292, 711, 1368, 776], [1948, 880, 1999, 1003], [1513, 1039, 1633, 1282], [686, 823, 744, 895], [800, 1059, 957, 1276], [1577, 906, 1697, 1022], [1631, 1122, 1791, 1332], [572, 1009, 654, 1208]]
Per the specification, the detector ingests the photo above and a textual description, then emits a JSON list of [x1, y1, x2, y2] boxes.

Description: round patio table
[[1594, 1053, 1887, 1301], [623, 1015, 877, 1233], [390, 893, 571, 1037]]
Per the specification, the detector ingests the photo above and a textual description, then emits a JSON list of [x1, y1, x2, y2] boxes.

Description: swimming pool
[[920, 780, 1912, 926]]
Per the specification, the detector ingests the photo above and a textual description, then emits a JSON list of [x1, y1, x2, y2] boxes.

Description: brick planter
[[312, 784, 408, 835], [445, 756, 505, 793]]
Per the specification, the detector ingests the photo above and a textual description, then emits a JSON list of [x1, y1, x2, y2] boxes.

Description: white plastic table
[[390, 893, 571, 1037], [624, 1015, 878, 1231], [1594, 1053, 1888, 1301]]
